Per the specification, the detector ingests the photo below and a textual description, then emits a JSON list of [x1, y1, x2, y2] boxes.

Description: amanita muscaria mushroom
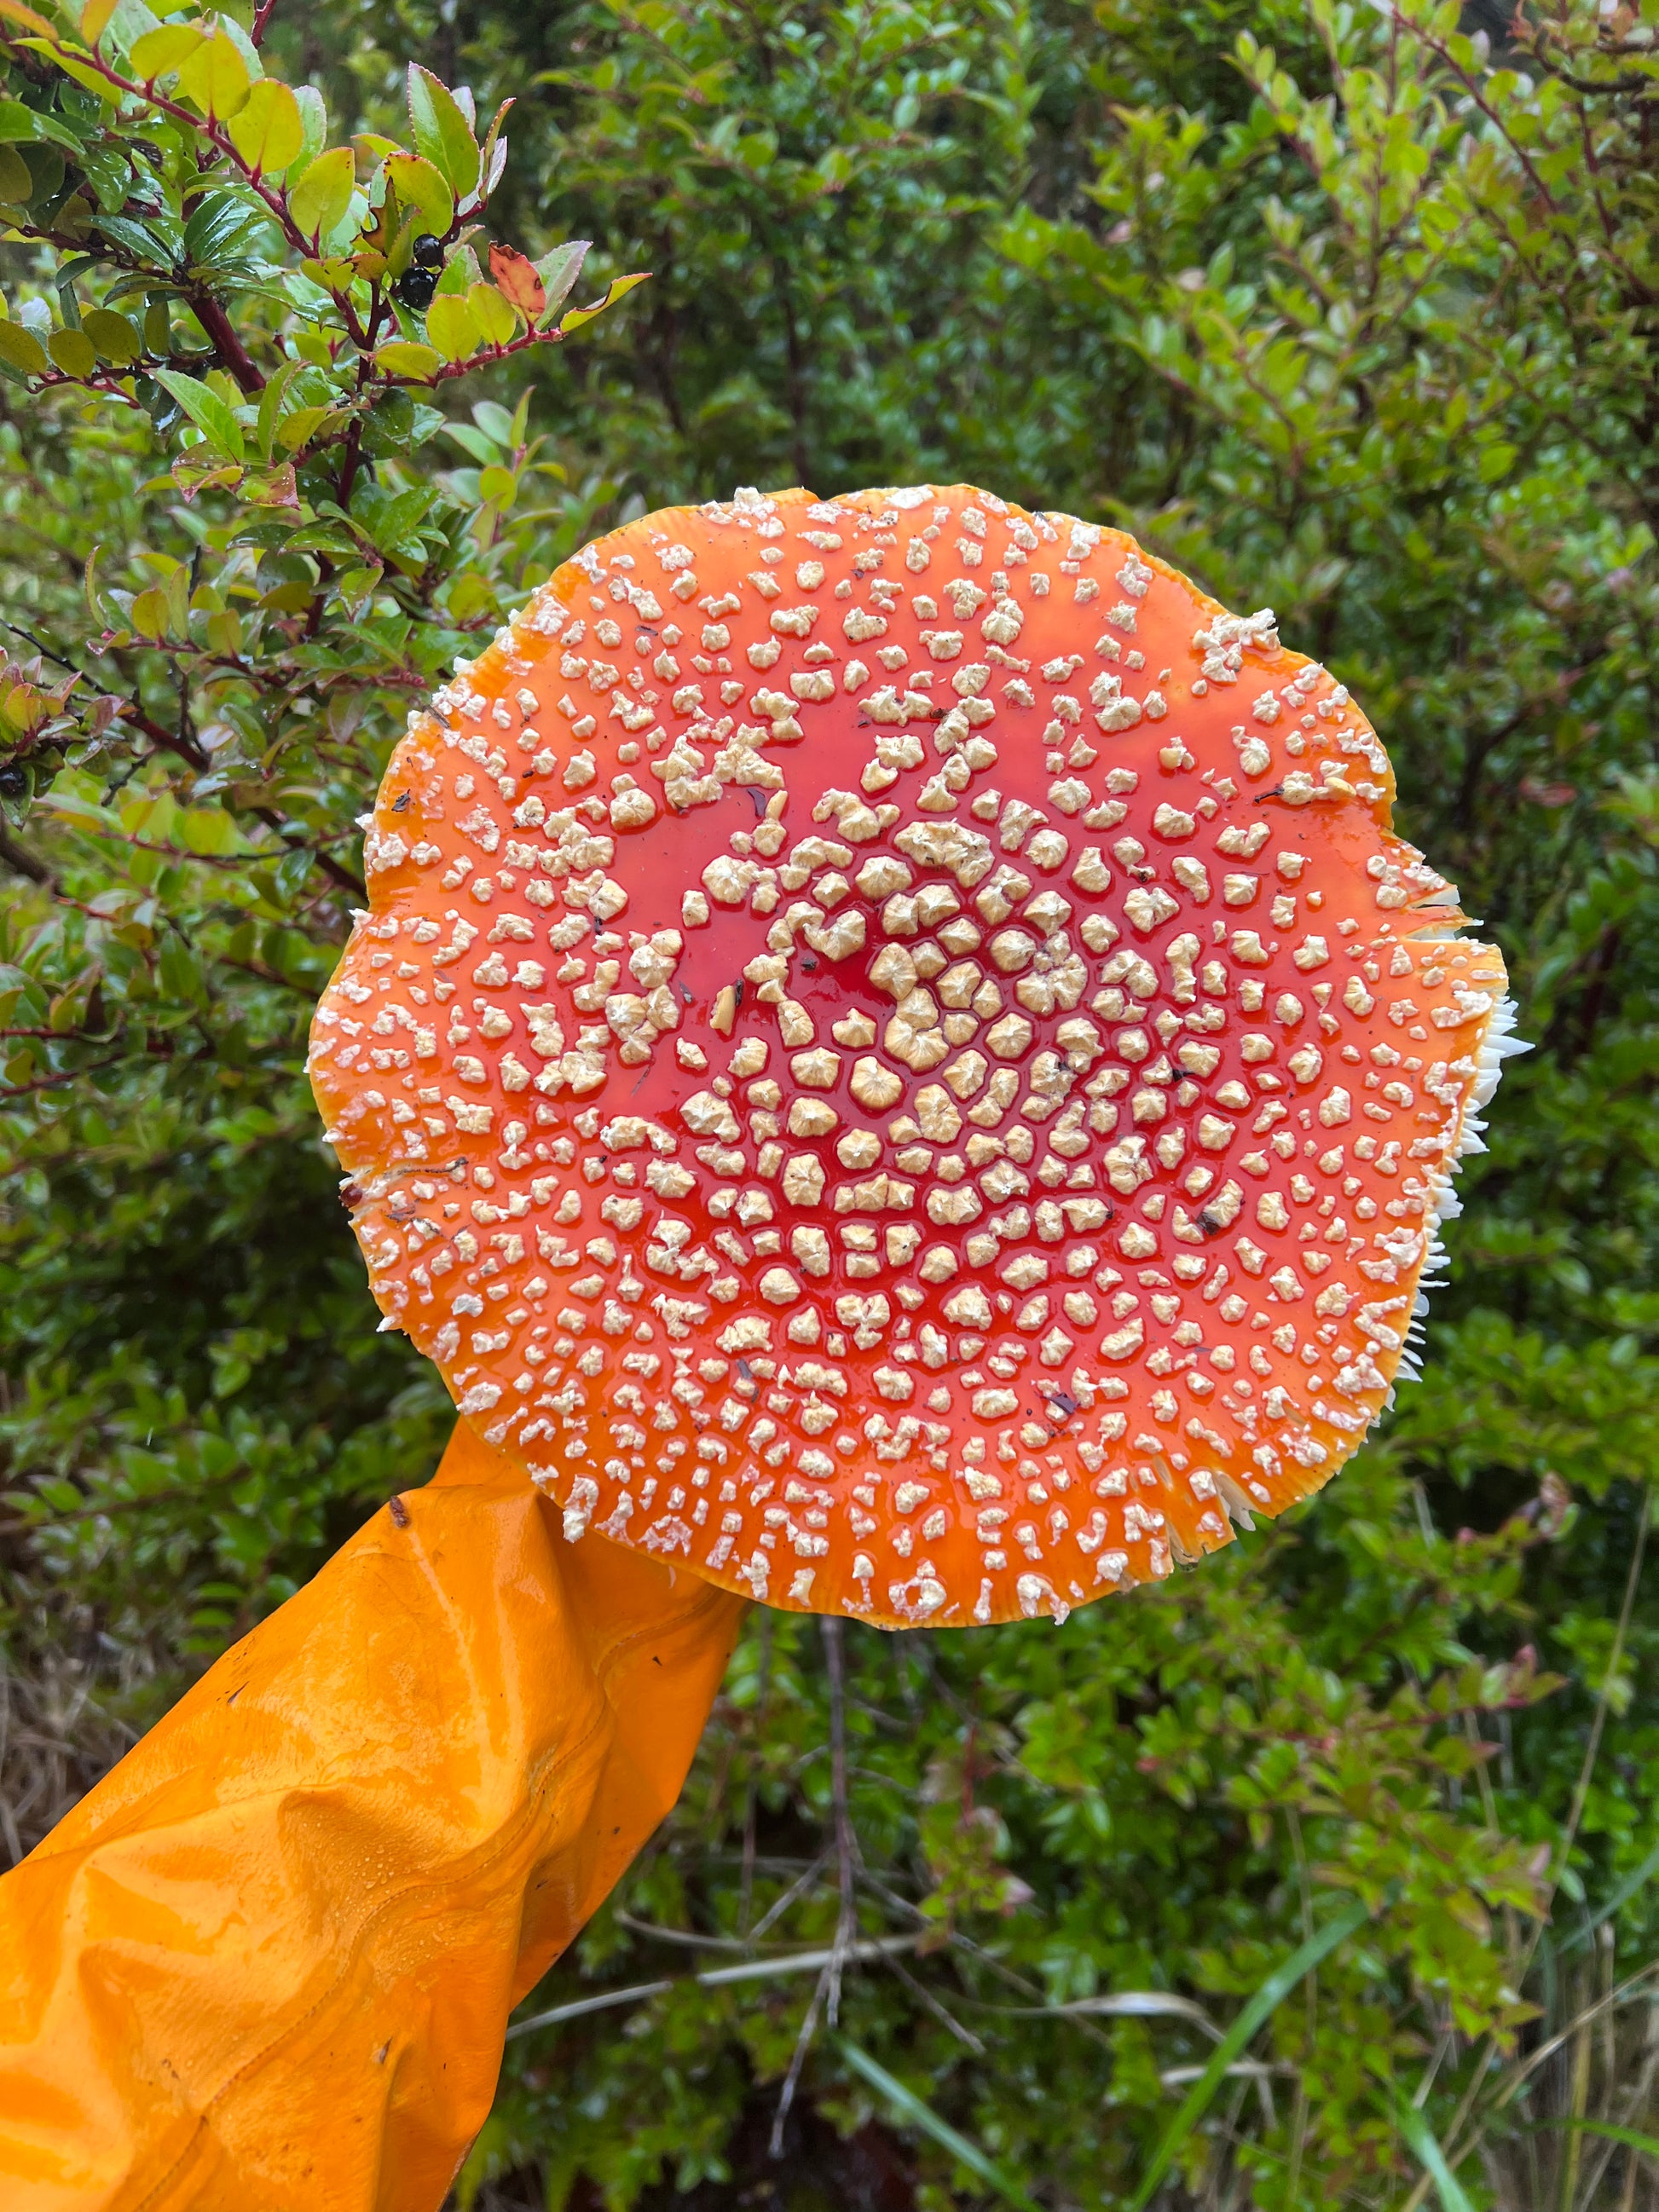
[[311, 483, 1519, 1629]]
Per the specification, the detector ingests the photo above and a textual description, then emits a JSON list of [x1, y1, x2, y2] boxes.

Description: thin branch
[[1402, 16, 1564, 217], [748, 1849, 829, 1945], [184, 289, 264, 395], [0, 619, 81, 674], [882, 1949, 986, 2055], [820, 1614, 861, 2026], [506, 1934, 918, 2043], [0, 824, 55, 887], [125, 704, 209, 775], [768, 1954, 830, 2157], [770, 1619, 864, 2158], [0, 1051, 124, 1100], [248, 807, 367, 899]]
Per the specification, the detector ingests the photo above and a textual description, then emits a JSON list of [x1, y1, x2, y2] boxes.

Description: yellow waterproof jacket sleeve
[[0, 1423, 745, 2212]]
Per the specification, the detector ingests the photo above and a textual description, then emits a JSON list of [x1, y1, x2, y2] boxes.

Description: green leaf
[[477, 465, 516, 509], [238, 461, 296, 507], [0, 320, 48, 376], [837, 2043, 1043, 2212], [1128, 1897, 1371, 2210], [47, 326, 98, 378], [44, 48, 128, 102], [97, 210, 181, 262], [374, 339, 442, 382], [287, 146, 356, 243], [432, 245, 474, 299], [1396, 2096, 1477, 2212], [466, 280, 516, 349], [253, 355, 305, 459], [128, 21, 204, 78], [77, 140, 130, 205], [330, 563, 382, 615], [381, 151, 453, 238], [129, 583, 171, 638], [180, 807, 241, 858], [182, 188, 263, 268], [469, 399, 516, 447], [406, 64, 479, 200], [272, 402, 336, 453], [80, 307, 141, 364], [152, 367, 246, 460], [425, 291, 478, 363], [97, 0, 163, 58], [158, 933, 207, 1008], [176, 25, 252, 119], [476, 94, 512, 204], [533, 239, 589, 322], [292, 83, 326, 173], [556, 269, 649, 335], [227, 78, 303, 176], [0, 98, 83, 152]]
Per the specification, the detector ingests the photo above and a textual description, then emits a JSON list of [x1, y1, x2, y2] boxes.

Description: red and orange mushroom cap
[[309, 484, 1518, 1629]]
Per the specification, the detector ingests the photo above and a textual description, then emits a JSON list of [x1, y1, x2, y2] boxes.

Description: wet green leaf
[[127, 21, 204, 78], [151, 367, 245, 460], [374, 339, 441, 381], [555, 269, 648, 334], [226, 78, 303, 176], [0, 318, 48, 375], [406, 64, 478, 200], [287, 145, 356, 242], [382, 150, 452, 237], [465, 280, 515, 348], [47, 326, 98, 378], [175, 26, 252, 119], [80, 307, 140, 364], [424, 290, 477, 362]]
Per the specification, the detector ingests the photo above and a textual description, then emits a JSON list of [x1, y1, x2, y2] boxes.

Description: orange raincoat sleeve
[[0, 1422, 745, 2212]]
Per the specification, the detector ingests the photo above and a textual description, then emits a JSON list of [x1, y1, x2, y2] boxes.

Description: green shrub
[[3, 1, 1656, 2205]]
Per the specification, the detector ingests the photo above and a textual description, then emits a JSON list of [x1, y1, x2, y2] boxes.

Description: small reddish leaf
[[488, 242, 544, 319]]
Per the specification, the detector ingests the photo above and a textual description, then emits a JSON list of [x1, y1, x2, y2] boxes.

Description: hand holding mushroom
[[0, 484, 1519, 2210]]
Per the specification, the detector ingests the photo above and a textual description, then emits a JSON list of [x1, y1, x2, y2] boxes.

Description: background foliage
[[3, 0, 1658, 2206]]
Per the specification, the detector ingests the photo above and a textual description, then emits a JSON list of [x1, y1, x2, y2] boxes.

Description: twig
[[820, 1614, 861, 2024], [882, 1949, 986, 2055], [748, 1849, 829, 1944], [738, 1608, 772, 1938], [613, 1910, 755, 1952], [249, 807, 367, 898], [506, 1934, 918, 2042], [769, 1955, 830, 2157], [768, 1616, 863, 2157], [0, 824, 55, 887]]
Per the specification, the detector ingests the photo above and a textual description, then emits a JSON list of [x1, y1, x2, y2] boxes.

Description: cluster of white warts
[[312, 487, 1519, 1626]]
